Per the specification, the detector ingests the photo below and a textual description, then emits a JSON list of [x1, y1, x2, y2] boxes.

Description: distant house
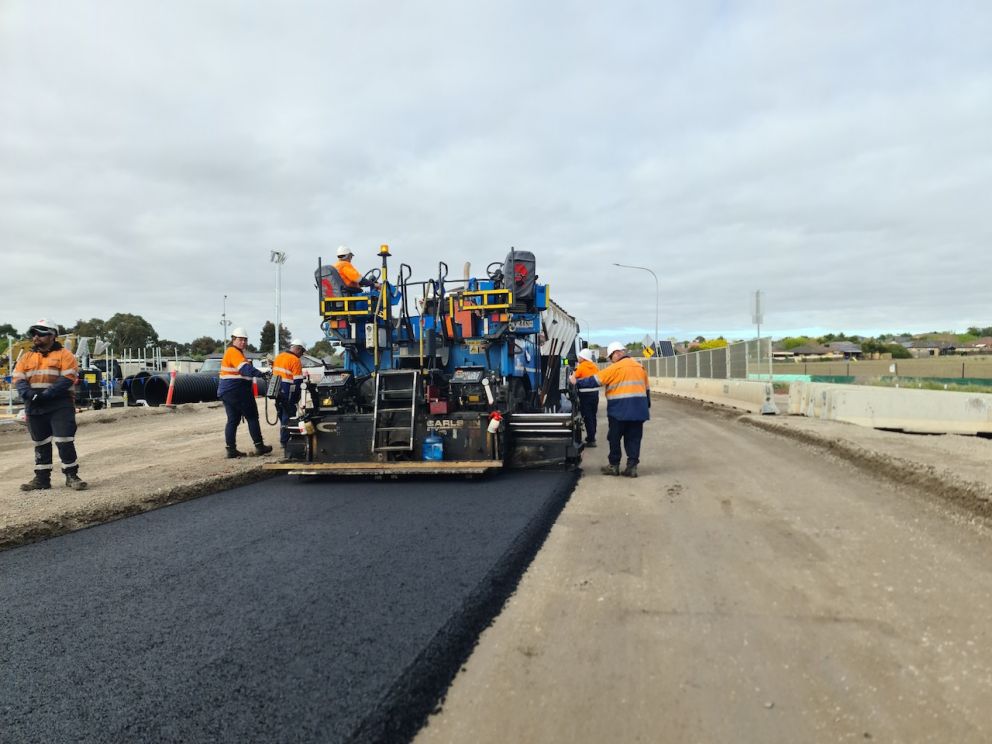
[[905, 340, 953, 358], [955, 337, 992, 355], [779, 344, 832, 361], [165, 356, 202, 374], [824, 341, 863, 360]]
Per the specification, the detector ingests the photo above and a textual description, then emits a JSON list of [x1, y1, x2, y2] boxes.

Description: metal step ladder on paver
[[372, 370, 419, 452]]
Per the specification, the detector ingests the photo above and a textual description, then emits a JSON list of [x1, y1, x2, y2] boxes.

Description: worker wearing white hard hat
[[573, 347, 601, 448], [13, 317, 88, 492], [271, 339, 307, 455], [569, 340, 651, 478], [333, 245, 378, 294], [217, 325, 273, 458]]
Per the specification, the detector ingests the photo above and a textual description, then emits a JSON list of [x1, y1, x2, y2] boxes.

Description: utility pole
[[270, 251, 287, 357], [220, 294, 232, 340]]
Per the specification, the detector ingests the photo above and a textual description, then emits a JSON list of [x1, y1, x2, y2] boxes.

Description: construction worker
[[272, 338, 306, 455], [13, 319, 88, 491], [574, 347, 600, 448], [217, 327, 273, 458], [569, 341, 650, 477], [333, 245, 377, 294]]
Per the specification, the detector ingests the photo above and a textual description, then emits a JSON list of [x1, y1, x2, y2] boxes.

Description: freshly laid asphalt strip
[[0, 469, 578, 744]]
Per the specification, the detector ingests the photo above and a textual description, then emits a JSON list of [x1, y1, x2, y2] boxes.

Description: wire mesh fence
[[642, 338, 773, 381]]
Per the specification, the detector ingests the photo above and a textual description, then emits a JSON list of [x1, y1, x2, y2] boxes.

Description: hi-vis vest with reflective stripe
[[272, 352, 304, 384], [574, 359, 600, 394], [217, 345, 260, 397], [13, 347, 78, 395], [220, 346, 254, 381], [272, 351, 304, 402], [589, 356, 650, 421]]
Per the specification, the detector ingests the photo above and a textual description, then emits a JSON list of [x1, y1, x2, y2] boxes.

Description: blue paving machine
[[268, 245, 583, 476]]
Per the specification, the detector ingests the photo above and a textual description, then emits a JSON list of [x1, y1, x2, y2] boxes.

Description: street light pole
[[220, 294, 231, 339], [270, 251, 287, 357], [613, 262, 659, 354]]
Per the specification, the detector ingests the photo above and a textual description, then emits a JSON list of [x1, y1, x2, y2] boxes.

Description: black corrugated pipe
[[143, 374, 219, 406], [123, 372, 153, 404]]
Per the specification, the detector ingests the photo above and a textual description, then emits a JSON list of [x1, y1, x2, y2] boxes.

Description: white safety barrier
[[788, 381, 992, 434], [649, 377, 779, 415]]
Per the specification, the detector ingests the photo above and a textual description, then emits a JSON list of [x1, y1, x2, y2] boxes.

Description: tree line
[[0, 315, 338, 360]]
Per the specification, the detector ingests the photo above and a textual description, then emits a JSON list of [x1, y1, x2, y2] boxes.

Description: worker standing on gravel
[[573, 347, 601, 448], [569, 341, 650, 477], [333, 245, 378, 294], [272, 338, 306, 456], [217, 327, 273, 458], [13, 318, 88, 491]]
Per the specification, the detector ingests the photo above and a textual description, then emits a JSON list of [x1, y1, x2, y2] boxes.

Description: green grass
[[863, 378, 992, 394]]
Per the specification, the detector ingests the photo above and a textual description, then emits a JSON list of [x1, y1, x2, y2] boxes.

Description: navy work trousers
[[220, 387, 263, 449], [274, 397, 297, 446], [578, 391, 599, 443], [26, 405, 79, 482], [606, 417, 644, 467]]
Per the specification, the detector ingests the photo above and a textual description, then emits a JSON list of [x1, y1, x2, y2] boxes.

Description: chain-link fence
[[642, 338, 774, 380]]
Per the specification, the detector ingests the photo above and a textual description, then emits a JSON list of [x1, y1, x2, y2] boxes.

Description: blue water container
[[422, 433, 444, 461]]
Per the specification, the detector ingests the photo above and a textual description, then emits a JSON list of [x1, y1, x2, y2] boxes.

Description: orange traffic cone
[[165, 370, 177, 407]]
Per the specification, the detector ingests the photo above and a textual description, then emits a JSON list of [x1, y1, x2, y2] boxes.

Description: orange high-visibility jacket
[[333, 259, 362, 289], [13, 345, 78, 403], [574, 359, 600, 395], [272, 351, 304, 402], [576, 356, 650, 421], [217, 345, 264, 396]]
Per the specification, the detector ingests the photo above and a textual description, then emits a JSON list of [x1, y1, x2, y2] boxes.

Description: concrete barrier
[[788, 381, 992, 434], [650, 377, 779, 415]]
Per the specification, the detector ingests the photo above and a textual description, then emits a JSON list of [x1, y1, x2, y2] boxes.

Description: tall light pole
[[270, 251, 287, 356], [613, 262, 659, 354], [220, 294, 231, 339]]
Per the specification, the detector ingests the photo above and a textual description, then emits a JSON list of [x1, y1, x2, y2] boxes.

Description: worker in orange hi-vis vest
[[573, 347, 601, 448], [569, 341, 650, 478], [216, 327, 273, 458], [333, 245, 379, 295], [13, 318, 88, 491], [271, 339, 306, 456]]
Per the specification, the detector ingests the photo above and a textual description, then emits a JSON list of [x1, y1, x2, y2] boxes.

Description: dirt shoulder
[[0, 403, 281, 551], [416, 394, 992, 743]]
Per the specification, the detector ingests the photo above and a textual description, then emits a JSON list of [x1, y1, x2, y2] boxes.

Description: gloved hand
[[37, 388, 53, 400]]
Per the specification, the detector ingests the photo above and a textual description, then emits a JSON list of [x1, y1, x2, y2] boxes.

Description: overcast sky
[[1, 1, 990, 348]]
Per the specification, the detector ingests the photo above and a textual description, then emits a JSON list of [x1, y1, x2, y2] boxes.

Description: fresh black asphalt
[[0, 469, 578, 743]]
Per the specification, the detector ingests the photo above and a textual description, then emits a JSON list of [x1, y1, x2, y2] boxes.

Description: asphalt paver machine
[[267, 245, 583, 476]]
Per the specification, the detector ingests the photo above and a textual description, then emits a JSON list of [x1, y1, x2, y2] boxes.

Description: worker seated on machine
[[332, 245, 378, 296]]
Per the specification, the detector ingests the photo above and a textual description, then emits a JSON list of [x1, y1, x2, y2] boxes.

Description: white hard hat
[[607, 341, 625, 358], [289, 338, 305, 348], [231, 327, 249, 339], [28, 318, 59, 336], [336, 245, 353, 258], [578, 348, 594, 362]]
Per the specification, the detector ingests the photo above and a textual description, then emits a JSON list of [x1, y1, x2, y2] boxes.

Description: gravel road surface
[[417, 396, 992, 744]]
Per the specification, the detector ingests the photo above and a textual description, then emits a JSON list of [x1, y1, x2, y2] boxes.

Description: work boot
[[253, 442, 273, 456], [600, 463, 620, 476], [622, 463, 638, 478], [66, 473, 88, 490], [585, 441, 597, 448], [226, 447, 247, 459], [20, 476, 51, 492]]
